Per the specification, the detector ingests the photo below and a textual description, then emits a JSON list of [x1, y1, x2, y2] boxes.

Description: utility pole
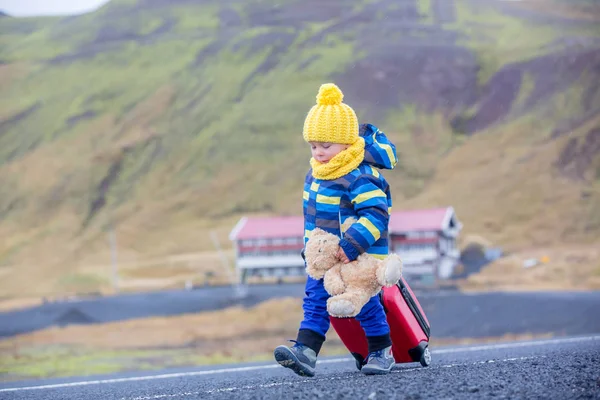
[[89, 128, 120, 295], [210, 230, 246, 298], [106, 182, 119, 294], [108, 224, 119, 293]]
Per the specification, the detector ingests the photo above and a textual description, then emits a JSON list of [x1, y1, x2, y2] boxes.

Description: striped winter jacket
[[303, 123, 398, 261]]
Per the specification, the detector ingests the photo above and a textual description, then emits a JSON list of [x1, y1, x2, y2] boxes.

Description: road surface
[[2, 335, 599, 399]]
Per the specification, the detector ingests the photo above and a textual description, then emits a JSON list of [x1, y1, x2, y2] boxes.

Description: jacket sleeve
[[338, 174, 389, 261]]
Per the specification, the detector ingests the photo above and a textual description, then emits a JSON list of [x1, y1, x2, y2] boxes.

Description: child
[[274, 83, 398, 376]]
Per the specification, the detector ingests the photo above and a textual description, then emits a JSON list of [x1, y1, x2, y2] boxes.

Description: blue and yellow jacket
[[303, 123, 398, 261]]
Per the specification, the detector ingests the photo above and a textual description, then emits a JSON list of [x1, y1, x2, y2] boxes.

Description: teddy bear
[[304, 218, 403, 318]]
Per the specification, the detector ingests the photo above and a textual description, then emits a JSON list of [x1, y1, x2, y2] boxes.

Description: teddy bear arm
[[323, 264, 346, 296]]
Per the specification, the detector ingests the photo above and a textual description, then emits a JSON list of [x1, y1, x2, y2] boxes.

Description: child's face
[[309, 141, 349, 164]]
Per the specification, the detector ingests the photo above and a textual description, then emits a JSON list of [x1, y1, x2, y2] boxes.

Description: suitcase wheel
[[420, 347, 431, 367], [355, 358, 363, 371], [351, 352, 365, 371]]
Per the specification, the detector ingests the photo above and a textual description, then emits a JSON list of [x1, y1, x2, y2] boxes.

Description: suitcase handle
[[398, 280, 431, 339], [379, 281, 431, 340]]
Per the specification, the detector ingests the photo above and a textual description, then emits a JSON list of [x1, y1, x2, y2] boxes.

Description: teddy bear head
[[304, 228, 341, 280]]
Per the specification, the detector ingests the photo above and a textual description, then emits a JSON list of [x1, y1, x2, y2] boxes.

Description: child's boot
[[274, 341, 317, 377], [361, 345, 395, 375]]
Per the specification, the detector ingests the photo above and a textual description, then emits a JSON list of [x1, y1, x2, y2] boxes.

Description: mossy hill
[[1, 0, 599, 296]]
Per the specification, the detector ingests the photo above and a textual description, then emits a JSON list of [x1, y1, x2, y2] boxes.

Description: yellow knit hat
[[303, 83, 358, 145]]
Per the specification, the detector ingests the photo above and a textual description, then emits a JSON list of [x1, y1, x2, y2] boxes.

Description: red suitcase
[[330, 277, 432, 369]]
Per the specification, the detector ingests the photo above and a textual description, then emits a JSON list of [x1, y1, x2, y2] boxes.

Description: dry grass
[[1, 297, 304, 350], [399, 113, 600, 292], [0, 298, 318, 381], [4, 302, 556, 350], [0, 84, 216, 298], [0, 297, 563, 381], [0, 297, 44, 312], [462, 245, 600, 292], [400, 115, 600, 251], [0, 205, 240, 297], [522, 0, 600, 22]]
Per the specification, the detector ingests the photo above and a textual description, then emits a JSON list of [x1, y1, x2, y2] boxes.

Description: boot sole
[[361, 364, 394, 375], [274, 346, 315, 377]]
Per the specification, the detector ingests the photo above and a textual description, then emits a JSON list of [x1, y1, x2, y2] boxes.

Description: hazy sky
[[0, 0, 110, 16]]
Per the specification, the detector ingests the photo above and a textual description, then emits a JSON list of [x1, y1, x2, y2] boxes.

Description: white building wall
[[438, 257, 456, 279], [393, 245, 438, 266], [237, 255, 305, 270], [402, 264, 436, 276]]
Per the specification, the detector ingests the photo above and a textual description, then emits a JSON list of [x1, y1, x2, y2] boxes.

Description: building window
[[395, 243, 437, 252]]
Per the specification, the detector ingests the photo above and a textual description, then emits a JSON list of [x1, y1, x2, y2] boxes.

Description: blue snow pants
[[299, 275, 390, 338]]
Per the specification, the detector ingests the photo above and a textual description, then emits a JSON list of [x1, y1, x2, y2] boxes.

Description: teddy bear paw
[[382, 255, 402, 286], [328, 299, 357, 318]]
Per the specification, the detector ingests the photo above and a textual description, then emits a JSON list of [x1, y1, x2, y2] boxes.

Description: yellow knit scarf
[[310, 137, 365, 180]]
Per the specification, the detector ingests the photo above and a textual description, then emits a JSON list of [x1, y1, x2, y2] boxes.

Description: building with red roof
[[229, 207, 462, 286]]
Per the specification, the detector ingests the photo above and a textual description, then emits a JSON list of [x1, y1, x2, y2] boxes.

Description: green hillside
[[1, 0, 599, 297]]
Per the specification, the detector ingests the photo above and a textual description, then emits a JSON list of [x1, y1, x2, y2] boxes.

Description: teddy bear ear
[[311, 228, 327, 236]]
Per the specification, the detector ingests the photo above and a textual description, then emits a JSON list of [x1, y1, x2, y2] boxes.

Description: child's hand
[[337, 246, 350, 264]]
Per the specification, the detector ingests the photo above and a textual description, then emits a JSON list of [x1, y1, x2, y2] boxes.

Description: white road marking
[[123, 355, 548, 400], [437, 355, 545, 370], [431, 335, 599, 354], [1, 335, 598, 393]]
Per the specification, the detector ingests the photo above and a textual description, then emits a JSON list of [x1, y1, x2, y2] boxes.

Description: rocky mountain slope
[[1, 0, 599, 296]]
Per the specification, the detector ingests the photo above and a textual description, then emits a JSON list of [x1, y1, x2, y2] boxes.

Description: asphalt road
[[2, 335, 599, 400]]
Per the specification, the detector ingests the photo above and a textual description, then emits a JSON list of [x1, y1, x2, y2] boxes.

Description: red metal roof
[[230, 215, 305, 241], [229, 207, 454, 241], [388, 207, 451, 233]]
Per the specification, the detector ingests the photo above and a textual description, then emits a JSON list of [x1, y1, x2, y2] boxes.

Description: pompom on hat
[[303, 83, 359, 145]]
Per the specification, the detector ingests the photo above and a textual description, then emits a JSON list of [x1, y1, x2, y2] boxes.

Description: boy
[[274, 83, 398, 376]]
